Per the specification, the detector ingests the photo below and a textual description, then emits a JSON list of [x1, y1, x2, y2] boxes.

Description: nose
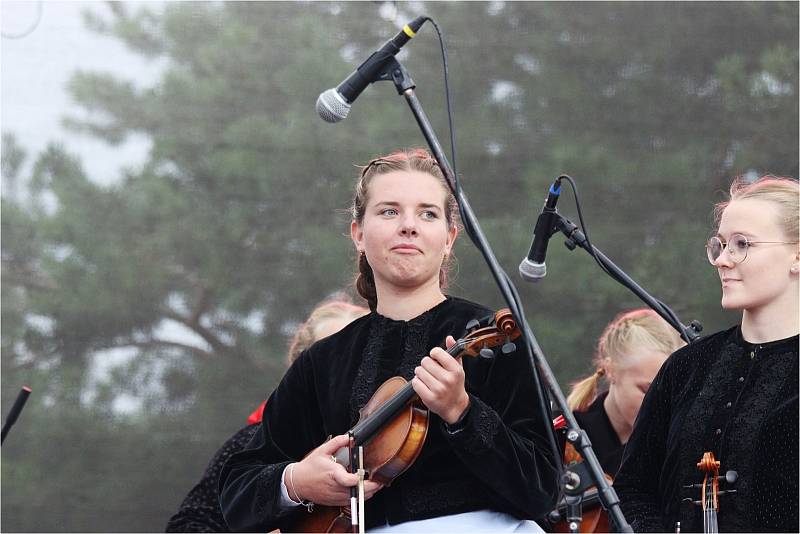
[[399, 213, 418, 236], [713, 244, 735, 269]]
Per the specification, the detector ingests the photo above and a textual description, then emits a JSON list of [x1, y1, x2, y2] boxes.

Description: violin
[[697, 452, 720, 534], [681, 451, 737, 534], [289, 308, 521, 533]]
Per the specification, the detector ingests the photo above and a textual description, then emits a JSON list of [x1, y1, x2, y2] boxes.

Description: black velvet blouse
[[218, 296, 559, 532], [573, 392, 625, 478], [614, 325, 799, 532]]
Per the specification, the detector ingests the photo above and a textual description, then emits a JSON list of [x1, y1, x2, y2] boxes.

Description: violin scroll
[[456, 308, 522, 360]]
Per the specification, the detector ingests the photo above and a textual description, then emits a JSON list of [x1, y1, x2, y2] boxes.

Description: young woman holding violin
[[614, 176, 799, 532], [219, 148, 559, 532]]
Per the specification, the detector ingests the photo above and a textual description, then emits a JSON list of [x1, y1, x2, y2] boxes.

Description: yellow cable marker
[[403, 24, 416, 38]]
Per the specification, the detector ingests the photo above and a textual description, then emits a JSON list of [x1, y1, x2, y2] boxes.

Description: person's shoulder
[[662, 324, 739, 373], [672, 325, 737, 356]]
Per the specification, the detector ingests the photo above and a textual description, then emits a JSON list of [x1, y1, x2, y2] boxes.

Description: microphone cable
[[559, 175, 690, 340], [423, 15, 565, 487]]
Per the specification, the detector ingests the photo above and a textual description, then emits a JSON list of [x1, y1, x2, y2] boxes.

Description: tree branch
[[101, 338, 215, 360], [161, 308, 229, 355]]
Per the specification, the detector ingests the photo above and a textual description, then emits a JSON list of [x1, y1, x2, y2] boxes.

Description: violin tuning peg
[[479, 347, 495, 359], [465, 319, 481, 332], [681, 497, 702, 508], [501, 341, 516, 354]]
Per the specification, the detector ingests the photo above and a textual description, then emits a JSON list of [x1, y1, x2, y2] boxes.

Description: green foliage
[[1, 1, 796, 531]]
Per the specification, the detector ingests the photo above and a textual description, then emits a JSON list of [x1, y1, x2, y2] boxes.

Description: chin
[[720, 294, 745, 311], [720, 299, 742, 310]]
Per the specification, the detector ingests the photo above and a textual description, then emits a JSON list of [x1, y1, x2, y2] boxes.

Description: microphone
[[316, 16, 427, 123], [519, 178, 562, 282]]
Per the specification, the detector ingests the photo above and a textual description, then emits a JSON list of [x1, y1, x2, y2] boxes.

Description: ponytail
[[355, 252, 378, 311], [566, 368, 605, 411]]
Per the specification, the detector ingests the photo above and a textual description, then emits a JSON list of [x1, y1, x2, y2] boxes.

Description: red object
[[246, 400, 267, 425], [552, 414, 566, 430]]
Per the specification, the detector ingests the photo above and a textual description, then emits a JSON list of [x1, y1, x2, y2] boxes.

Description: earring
[[791, 265, 799, 274]]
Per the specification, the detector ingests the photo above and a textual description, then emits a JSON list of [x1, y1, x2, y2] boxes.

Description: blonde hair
[[713, 175, 799, 240], [287, 296, 368, 365], [351, 148, 459, 311], [567, 309, 685, 411]]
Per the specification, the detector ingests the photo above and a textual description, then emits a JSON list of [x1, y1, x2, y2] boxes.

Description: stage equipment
[[316, 16, 427, 123], [2, 386, 31, 444], [519, 177, 562, 282], [517, 175, 702, 344]]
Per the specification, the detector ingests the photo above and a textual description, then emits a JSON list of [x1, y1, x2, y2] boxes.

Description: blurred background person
[[545, 309, 684, 532], [565, 308, 685, 477], [165, 295, 368, 532]]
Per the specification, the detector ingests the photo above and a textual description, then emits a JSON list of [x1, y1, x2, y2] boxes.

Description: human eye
[[731, 234, 749, 253], [420, 209, 439, 220], [379, 207, 398, 217]]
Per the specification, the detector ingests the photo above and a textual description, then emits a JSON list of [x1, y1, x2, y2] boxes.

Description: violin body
[[353, 376, 430, 485], [290, 505, 353, 533], [290, 377, 429, 532]]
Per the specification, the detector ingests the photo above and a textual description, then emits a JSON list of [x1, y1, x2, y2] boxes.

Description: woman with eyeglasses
[[613, 175, 799, 532]]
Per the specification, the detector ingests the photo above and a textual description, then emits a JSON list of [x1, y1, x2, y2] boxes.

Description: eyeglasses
[[706, 233, 799, 265]]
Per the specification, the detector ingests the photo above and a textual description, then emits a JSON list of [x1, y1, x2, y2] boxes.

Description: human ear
[[445, 224, 458, 254], [351, 220, 364, 253]]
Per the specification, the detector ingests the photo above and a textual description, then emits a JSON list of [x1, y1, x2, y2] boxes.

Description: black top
[[573, 392, 624, 477], [614, 325, 799, 532], [218, 296, 559, 532], [166, 424, 259, 532]]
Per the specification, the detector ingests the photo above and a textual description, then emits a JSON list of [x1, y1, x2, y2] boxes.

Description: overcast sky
[[1, 1, 195, 414], [2, 1, 162, 185]]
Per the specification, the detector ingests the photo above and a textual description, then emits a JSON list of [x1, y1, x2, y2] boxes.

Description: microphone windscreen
[[316, 89, 350, 123], [519, 258, 546, 282]]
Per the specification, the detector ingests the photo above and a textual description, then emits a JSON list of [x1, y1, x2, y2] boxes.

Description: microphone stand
[[369, 57, 633, 532], [2, 386, 32, 445], [552, 215, 703, 343]]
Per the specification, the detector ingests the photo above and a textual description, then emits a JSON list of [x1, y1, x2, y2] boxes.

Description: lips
[[391, 244, 422, 253]]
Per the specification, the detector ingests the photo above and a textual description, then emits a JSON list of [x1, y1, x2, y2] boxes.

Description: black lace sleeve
[[443, 343, 561, 520]]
